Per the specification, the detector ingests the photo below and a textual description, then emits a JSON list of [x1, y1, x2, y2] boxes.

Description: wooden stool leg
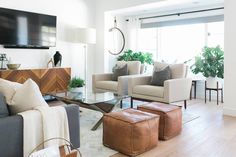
[[221, 88, 224, 103], [217, 82, 219, 105], [205, 81, 207, 103], [194, 81, 197, 99], [190, 85, 192, 100], [209, 90, 211, 102]]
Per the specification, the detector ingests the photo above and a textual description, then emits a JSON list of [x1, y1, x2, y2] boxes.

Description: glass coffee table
[[49, 91, 123, 131]]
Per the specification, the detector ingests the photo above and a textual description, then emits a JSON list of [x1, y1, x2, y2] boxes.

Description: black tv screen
[[0, 7, 56, 48]]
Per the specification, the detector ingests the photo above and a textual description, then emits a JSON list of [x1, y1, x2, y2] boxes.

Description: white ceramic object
[[206, 77, 223, 89], [70, 87, 84, 93]]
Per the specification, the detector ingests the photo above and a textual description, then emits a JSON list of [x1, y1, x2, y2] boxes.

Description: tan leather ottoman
[[103, 109, 160, 157], [138, 102, 182, 140]]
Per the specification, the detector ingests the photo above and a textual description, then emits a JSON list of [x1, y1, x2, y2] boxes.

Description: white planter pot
[[206, 77, 223, 89], [70, 87, 84, 93]]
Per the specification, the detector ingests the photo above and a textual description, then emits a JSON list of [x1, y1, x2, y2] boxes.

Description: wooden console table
[[0, 67, 71, 95]]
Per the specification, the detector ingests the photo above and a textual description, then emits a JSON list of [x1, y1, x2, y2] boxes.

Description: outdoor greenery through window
[[136, 21, 224, 64]]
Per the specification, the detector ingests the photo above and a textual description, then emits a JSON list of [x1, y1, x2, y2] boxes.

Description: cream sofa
[[92, 61, 142, 96], [128, 62, 192, 109]]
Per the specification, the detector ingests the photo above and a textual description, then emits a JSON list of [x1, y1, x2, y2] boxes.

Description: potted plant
[[191, 46, 224, 88], [117, 49, 154, 73], [68, 77, 85, 93]]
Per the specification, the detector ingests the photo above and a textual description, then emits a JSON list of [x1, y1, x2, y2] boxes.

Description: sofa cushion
[[96, 81, 118, 92], [154, 62, 187, 79], [9, 79, 48, 114], [133, 85, 164, 98], [0, 78, 22, 104], [117, 61, 141, 75], [151, 66, 171, 86], [0, 94, 9, 117], [112, 64, 128, 81]]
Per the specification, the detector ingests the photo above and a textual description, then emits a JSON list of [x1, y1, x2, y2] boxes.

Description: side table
[[205, 81, 223, 105]]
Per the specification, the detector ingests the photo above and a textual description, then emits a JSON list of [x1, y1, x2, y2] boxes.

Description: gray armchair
[[0, 93, 80, 157]]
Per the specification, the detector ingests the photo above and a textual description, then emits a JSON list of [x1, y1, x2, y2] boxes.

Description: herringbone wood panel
[[0, 68, 71, 94]]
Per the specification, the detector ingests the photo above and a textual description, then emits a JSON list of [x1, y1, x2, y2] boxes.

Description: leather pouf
[[138, 102, 182, 140], [103, 109, 160, 157]]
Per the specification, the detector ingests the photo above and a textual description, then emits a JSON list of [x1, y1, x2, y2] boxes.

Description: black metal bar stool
[[205, 81, 223, 105]]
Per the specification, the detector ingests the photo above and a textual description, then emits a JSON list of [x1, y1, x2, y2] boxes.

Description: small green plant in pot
[[68, 77, 85, 93], [191, 46, 224, 88]]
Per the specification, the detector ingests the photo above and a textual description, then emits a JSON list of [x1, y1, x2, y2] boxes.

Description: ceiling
[[110, 0, 224, 17]]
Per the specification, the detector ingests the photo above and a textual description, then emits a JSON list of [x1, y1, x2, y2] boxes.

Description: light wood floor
[[111, 100, 236, 157]]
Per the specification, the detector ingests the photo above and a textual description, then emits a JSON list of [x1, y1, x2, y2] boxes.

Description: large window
[[207, 22, 224, 48], [134, 21, 224, 63]]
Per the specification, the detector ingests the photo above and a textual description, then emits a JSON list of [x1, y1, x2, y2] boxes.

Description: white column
[[224, 0, 236, 116]]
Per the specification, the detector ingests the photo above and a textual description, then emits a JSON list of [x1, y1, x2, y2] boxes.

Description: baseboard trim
[[223, 107, 236, 117]]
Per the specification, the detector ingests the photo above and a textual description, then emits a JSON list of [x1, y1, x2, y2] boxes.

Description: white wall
[[0, 0, 96, 90], [224, 0, 236, 116], [94, 0, 162, 73]]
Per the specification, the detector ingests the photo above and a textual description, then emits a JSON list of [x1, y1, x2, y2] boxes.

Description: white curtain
[[126, 18, 141, 51]]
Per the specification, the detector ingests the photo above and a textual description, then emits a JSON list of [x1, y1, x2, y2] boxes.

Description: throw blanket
[[18, 106, 70, 157]]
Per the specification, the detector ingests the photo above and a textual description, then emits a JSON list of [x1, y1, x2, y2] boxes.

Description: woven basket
[[28, 137, 82, 157]]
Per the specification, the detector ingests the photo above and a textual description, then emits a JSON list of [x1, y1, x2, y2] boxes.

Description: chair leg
[[184, 100, 187, 109], [130, 97, 134, 108], [120, 99, 123, 108]]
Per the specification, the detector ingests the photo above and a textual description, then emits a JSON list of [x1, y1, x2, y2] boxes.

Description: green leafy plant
[[117, 49, 154, 65], [68, 77, 85, 89], [191, 46, 224, 79]]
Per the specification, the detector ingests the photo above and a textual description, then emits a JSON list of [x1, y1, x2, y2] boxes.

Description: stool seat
[[103, 109, 160, 157], [138, 102, 182, 140]]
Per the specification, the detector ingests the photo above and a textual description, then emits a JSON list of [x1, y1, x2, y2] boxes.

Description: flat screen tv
[[0, 7, 56, 49]]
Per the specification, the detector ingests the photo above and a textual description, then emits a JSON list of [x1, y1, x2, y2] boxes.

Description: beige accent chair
[[92, 61, 142, 97], [128, 62, 192, 109]]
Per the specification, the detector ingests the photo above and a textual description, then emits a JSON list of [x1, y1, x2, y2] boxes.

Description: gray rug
[[79, 100, 199, 157]]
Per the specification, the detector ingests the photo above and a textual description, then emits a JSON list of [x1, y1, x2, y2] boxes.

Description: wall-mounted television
[[0, 7, 57, 49]]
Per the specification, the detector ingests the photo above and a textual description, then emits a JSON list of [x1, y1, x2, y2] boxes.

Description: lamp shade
[[74, 28, 96, 44]]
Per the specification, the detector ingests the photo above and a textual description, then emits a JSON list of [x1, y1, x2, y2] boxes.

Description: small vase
[[53, 51, 62, 67], [206, 77, 223, 89]]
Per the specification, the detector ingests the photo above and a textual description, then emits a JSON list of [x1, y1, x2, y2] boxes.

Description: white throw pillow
[[9, 79, 48, 114], [0, 78, 22, 104]]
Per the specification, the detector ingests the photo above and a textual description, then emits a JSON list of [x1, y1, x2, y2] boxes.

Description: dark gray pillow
[[0, 93, 9, 118], [112, 64, 128, 81], [150, 66, 171, 86]]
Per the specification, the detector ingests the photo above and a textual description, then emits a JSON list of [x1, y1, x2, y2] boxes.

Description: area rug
[[79, 100, 200, 157]]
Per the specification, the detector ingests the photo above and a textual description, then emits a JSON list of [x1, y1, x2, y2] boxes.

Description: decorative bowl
[[7, 64, 21, 70]]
